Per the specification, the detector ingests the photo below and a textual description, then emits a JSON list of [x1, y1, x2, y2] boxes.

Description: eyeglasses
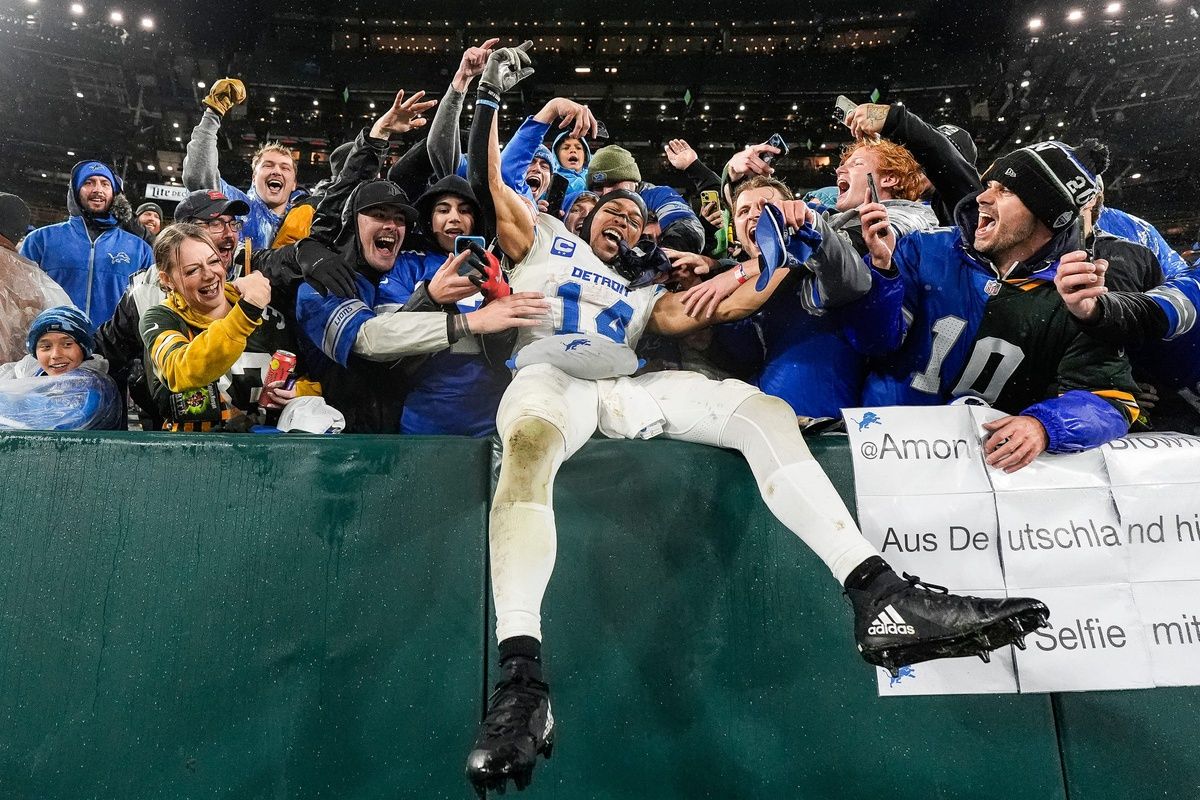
[[199, 218, 243, 233], [598, 205, 643, 233]]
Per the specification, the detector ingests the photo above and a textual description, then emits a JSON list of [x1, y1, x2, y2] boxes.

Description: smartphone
[[455, 236, 488, 277], [761, 133, 790, 166], [833, 94, 857, 126], [544, 174, 570, 217], [1074, 214, 1094, 259], [700, 189, 720, 208], [454, 235, 487, 256], [866, 173, 880, 204]]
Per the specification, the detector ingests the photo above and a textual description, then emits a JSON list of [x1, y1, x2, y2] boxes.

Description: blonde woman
[[140, 223, 312, 431]]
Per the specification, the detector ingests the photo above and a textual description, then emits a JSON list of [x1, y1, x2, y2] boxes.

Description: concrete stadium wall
[[0, 432, 1192, 799]]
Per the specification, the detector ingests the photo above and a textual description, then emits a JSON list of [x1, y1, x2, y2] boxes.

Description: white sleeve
[[352, 311, 451, 362]]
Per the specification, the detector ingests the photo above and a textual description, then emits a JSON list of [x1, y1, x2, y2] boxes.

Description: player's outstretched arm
[[648, 267, 791, 337]]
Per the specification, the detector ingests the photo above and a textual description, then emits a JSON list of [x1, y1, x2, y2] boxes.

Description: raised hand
[[663, 138, 698, 171], [454, 38, 501, 91], [203, 77, 247, 116], [480, 41, 534, 95], [370, 89, 439, 139]]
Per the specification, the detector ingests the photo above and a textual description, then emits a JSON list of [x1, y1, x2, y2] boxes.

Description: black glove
[[296, 238, 357, 298]]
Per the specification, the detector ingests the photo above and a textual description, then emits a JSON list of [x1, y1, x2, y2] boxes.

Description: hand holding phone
[[761, 133, 790, 166], [833, 95, 857, 127], [866, 173, 881, 205]]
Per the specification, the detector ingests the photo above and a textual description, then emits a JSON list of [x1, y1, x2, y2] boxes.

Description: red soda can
[[261, 350, 297, 409]]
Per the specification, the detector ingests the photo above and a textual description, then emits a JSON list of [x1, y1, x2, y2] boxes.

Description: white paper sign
[[843, 405, 1200, 696], [857, 493, 1004, 590], [1131, 581, 1200, 687], [1014, 584, 1153, 693]]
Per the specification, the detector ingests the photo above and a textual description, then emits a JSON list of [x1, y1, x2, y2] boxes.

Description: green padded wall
[[1, 431, 1196, 799], [0, 432, 488, 800]]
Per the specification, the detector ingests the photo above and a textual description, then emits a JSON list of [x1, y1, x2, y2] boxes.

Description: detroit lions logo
[[108, 252, 131, 265], [550, 237, 576, 258], [888, 665, 916, 687], [852, 412, 882, 431], [563, 338, 590, 352]]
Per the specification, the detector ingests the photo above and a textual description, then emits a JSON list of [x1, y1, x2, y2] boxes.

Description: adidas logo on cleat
[[867, 605, 916, 637]]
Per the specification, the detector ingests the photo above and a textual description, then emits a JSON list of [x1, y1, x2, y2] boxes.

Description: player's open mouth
[[978, 212, 997, 236], [837, 178, 850, 193], [527, 174, 543, 193], [601, 229, 622, 245], [266, 177, 284, 193], [198, 280, 221, 300]]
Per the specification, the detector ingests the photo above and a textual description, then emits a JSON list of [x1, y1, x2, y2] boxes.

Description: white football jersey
[[509, 214, 664, 356]]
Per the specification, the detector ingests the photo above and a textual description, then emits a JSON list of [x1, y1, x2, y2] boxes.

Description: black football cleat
[[466, 661, 554, 798], [848, 572, 1050, 677]]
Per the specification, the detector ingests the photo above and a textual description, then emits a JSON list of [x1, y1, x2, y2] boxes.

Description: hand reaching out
[[370, 89, 439, 139]]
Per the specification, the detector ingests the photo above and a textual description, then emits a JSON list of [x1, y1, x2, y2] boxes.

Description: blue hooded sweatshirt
[[19, 161, 153, 324]]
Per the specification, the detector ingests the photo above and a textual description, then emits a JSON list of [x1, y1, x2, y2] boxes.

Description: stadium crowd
[[5, 34, 1200, 795], [5, 37, 1197, 445]]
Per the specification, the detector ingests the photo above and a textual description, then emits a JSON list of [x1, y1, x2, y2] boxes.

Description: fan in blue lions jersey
[[848, 139, 1140, 471], [461, 44, 1049, 799]]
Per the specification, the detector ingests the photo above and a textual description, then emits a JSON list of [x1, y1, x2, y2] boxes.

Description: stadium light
[[147, 164, 155, 171], [109, 9, 123, 24], [26, 0, 37, 5], [312, 99, 319, 106], [1106, 2, 1122, 12], [369, 101, 376, 109], [1014, 138, 1023, 144], [75, 91, 84, 98], [1020, 79, 1030, 88], [197, 81, 205, 88], [139, 15, 153, 29], [574, 66, 592, 74], [944, 96, 952, 103], [1028, 17, 1043, 30], [659, 103, 667, 111], [66, 150, 75, 156], [1066, 9, 1083, 21], [268, 96, 276, 103], [624, 103, 632, 110], [70, 2, 84, 15]]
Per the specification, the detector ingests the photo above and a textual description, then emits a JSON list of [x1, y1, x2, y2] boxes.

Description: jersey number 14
[[555, 283, 635, 344]]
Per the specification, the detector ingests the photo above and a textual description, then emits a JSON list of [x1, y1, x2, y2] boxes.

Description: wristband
[[447, 313, 471, 344], [733, 265, 749, 285]]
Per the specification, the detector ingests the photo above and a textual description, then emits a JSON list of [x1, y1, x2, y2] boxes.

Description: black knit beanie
[[981, 139, 1109, 231]]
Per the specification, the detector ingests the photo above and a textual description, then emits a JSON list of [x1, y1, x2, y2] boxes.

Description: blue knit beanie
[[27, 306, 96, 358]]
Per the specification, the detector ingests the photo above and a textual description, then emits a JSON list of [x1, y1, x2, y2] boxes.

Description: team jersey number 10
[[554, 282, 635, 344]]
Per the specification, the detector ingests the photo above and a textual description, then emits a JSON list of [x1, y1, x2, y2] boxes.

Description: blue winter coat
[[19, 164, 153, 324]]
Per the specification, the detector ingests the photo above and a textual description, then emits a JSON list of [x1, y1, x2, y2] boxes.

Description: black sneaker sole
[[861, 603, 1050, 677]]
